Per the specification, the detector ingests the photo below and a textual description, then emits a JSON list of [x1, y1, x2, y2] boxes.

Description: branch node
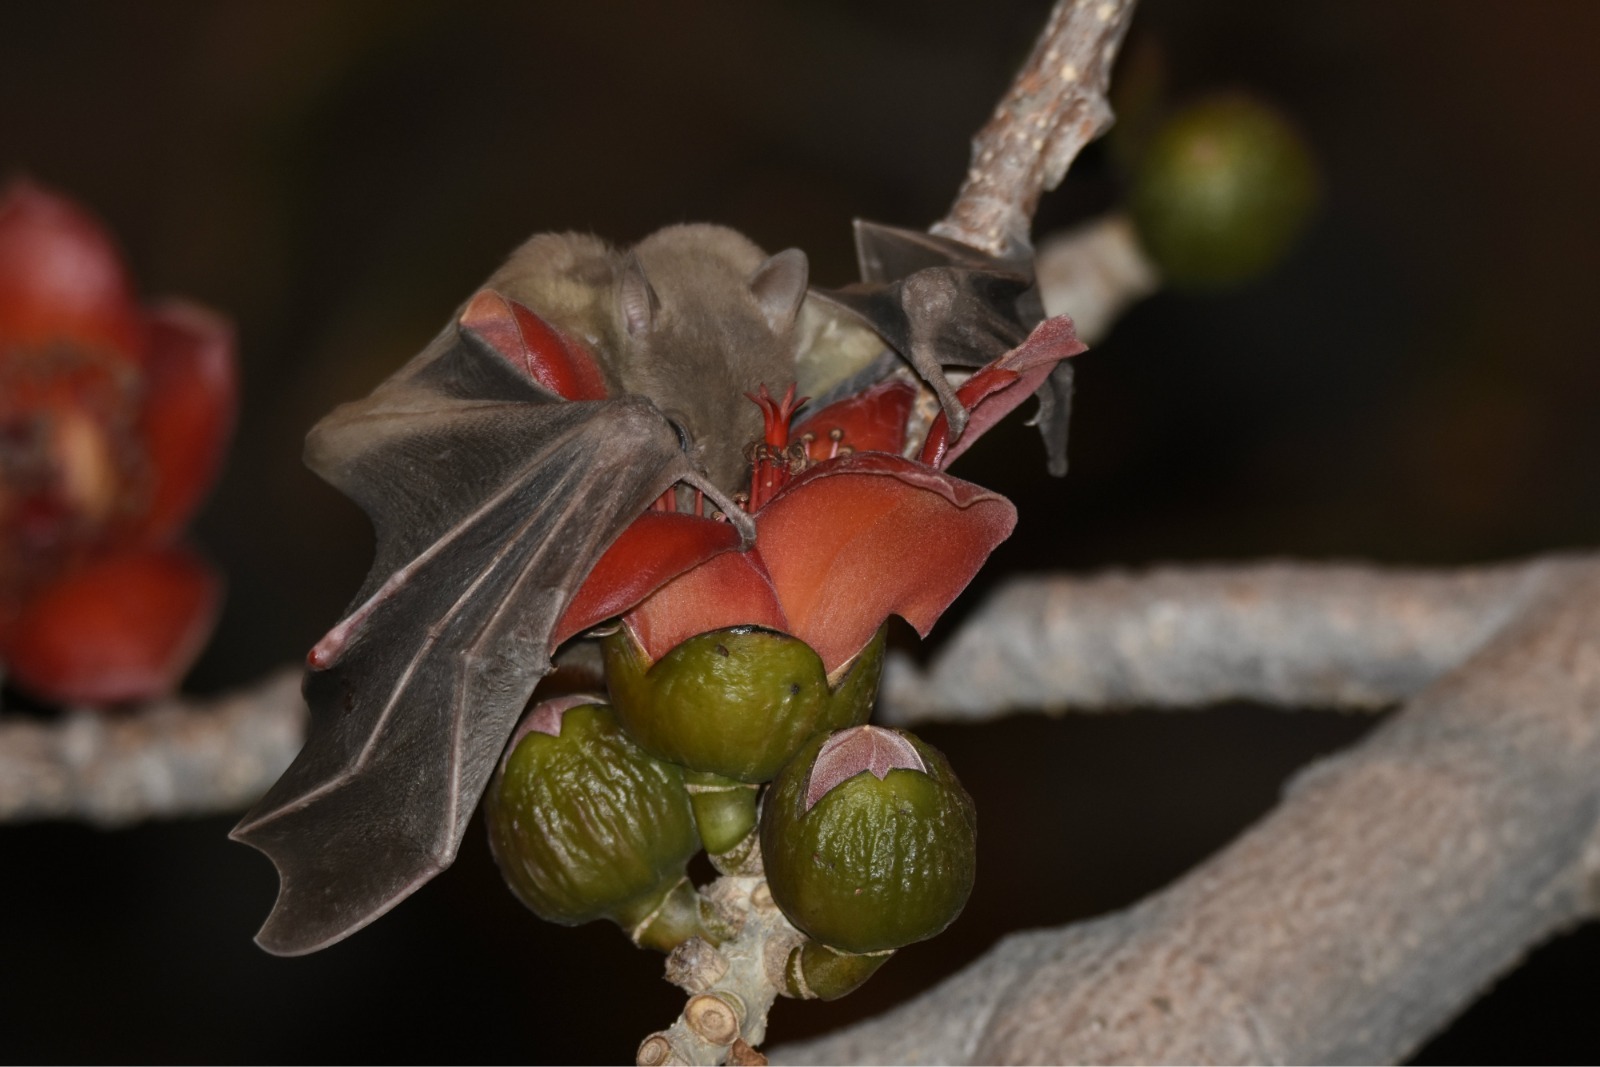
[[665, 937, 729, 995], [636, 1033, 685, 1066], [684, 993, 743, 1046]]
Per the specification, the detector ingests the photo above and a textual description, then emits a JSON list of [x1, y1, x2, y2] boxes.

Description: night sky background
[[4, 1, 1598, 1062]]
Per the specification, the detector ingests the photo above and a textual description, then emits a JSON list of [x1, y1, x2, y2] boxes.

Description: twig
[[1034, 214, 1159, 343], [776, 554, 1600, 1064], [0, 667, 305, 826], [880, 557, 1552, 724], [931, 0, 1138, 257], [641, 875, 803, 1067]]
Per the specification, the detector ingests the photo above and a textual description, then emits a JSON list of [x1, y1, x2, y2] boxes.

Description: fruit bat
[[232, 225, 809, 955], [232, 219, 1059, 957]]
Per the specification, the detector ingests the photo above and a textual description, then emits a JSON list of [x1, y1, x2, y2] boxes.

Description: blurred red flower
[[0, 179, 236, 705]]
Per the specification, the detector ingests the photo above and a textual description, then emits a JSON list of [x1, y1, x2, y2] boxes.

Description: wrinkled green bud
[[485, 697, 702, 948], [602, 623, 886, 783], [684, 769, 760, 856], [1131, 92, 1318, 288], [761, 726, 976, 954]]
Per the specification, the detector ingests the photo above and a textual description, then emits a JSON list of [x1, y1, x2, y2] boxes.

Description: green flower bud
[[602, 623, 886, 783], [783, 940, 893, 1001], [1131, 92, 1318, 288], [760, 726, 976, 954], [684, 769, 760, 856], [485, 697, 702, 948]]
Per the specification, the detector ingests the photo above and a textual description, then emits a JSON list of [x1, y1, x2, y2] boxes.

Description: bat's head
[[613, 224, 808, 494]]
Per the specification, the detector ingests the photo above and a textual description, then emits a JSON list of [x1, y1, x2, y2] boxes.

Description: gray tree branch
[[933, 0, 1137, 257], [880, 557, 1554, 724], [1034, 214, 1159, 344], [776, 553, 1600, 1064], [0, 667, 304, 826]]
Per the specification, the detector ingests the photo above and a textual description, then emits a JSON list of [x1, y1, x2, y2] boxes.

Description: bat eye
[[667, 417, 693, 453]]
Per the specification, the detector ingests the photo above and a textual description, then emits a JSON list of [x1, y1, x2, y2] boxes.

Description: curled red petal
[[134, 300, 238, 544], [5, 545, 222, 706], [0, 179, 143, 358], [553, 510, 742, 646], [458, 290, 611, 401], [793, 378, 918, 460], [620, 547, 788, 664], [756, 452, 1016, 674], [919, 314, 1087, 469]]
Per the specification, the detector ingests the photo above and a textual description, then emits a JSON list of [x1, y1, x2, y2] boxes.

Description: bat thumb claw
[[728, 503, 756, 548], [682, 469, 756, 549]]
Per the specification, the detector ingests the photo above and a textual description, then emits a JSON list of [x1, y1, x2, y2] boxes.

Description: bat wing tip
[[233, 821, 460, 957], [252, 910, 366, 958]]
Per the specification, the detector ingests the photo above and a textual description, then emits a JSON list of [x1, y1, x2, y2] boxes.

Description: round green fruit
[[1131, 92, 1318, 288], [761, 726, 977, 954], [485, 698, 699, 935], [602, 623, 885, 783]]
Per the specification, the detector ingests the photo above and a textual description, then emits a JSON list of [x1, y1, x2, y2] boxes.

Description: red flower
[[561, 313, 1086, 675], [0, 180, 236, 705]]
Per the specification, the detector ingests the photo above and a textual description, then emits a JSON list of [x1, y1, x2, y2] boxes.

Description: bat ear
[[749, 248, 809, 333], [619, 253, 660, 337]]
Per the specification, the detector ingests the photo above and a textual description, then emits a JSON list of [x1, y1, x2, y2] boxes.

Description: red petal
[[553, 510, 742, 646], [757, 453, 1015, 673], [0, 179, 143, 358], [793, 378, 918, 460], [919, 315, 1087, 469], [458, 290, 611, 401], [133, 301, 237, 543], [5, 545, 222, 706], [621, 548, 788, 664]]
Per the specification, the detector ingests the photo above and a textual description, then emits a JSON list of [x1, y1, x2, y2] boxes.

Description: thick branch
[[932, 0, 1137, 256], [879, 557, 1553, 724], [777, 555, 1600, 1064], [0, 667, 305, 826]]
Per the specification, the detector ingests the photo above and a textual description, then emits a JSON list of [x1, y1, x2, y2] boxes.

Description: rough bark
[[933, 0, 1137, 257], [879, 558, 1551, 724], [775, 554, 1600, 1064]]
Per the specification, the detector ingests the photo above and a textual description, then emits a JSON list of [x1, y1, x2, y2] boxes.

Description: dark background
[[4, 1, 1598, 1061]]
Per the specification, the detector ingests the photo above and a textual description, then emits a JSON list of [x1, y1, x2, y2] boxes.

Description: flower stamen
[[744, 383, 808, 511]]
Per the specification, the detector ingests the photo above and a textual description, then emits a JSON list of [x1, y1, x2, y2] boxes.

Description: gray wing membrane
[[810, 219, 1074, 475], [232, 329, 699, 956]]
